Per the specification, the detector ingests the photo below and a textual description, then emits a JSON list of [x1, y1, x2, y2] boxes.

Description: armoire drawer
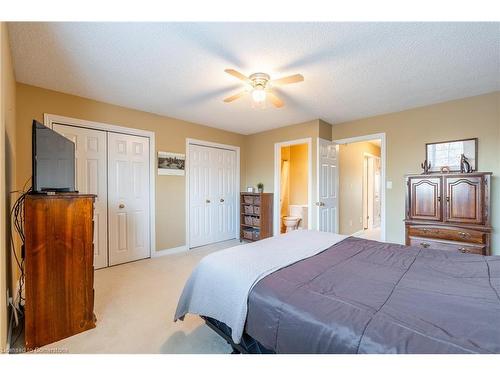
[[409, 237, 486, 255], [408, 226, 486, 244]]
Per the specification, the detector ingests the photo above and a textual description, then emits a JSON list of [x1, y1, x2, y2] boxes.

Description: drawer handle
[[458, 232, 471, 239], [458, 247, 470, 254], [420, 242, 430, 248]]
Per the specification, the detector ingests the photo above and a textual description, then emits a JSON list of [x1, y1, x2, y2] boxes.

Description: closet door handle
[[206, 199, 211, 204], [220, 198, 225, 203], [119, 203, 125, 209]]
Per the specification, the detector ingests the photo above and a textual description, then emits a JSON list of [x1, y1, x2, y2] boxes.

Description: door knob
[[119, 203, 125, 209], [220, 198, 225, 203], [316, 202, 325, 207], [206, 199, 211, 203]]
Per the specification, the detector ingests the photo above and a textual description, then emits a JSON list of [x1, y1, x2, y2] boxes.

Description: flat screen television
[[32, 120, 76, 193]]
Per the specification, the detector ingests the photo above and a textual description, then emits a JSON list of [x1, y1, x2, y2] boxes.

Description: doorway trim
[[333, 132, 387, 241], [43, 113, 156, 258], [362, 152, 381, 231], [273, 138, 313, 236], [185, 138, 241, 250]]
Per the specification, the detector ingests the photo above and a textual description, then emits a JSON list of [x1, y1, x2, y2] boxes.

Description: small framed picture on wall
[[158, 151, 185, 175], [425, 138, 477, 173]]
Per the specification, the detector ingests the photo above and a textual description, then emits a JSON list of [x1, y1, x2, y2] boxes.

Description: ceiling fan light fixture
[[223, 69, 303, 108], [251, 85, 266, 103]]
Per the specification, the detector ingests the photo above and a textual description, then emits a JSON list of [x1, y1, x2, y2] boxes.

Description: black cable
[[9, 180, 32, 309]]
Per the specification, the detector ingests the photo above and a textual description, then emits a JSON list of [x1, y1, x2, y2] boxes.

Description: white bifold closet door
[[52, 124, 108, 269], [189, 144, 236, 248], [108, 132, 150, 266]]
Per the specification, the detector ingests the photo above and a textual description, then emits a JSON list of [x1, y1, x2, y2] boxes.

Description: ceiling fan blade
[[270, 74, 304, 86], [223, 91, 247, 103], [267, 91, 284, 108], [224, 69, 252, 84]]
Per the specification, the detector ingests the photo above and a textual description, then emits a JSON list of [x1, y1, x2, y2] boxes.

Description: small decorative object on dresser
[[257, 182, 264, 193], [460, 153, 472, 173], [420, 160, 431, 174], [404, 172, 492, 255], [241, 192, 273, 242]]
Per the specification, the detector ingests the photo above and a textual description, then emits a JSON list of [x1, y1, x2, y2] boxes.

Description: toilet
[[282, 216, 301, 232], [282, 205, 308, 232]]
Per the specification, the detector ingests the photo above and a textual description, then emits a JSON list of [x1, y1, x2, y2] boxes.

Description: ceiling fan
[[223, 69, 304, 108]]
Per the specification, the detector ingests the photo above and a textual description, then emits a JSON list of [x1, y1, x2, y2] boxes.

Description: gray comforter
[[245, 237, 500, 354]]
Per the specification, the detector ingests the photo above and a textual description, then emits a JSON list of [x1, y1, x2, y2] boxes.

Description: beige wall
[[332, 92, 500, 254], [289, 143, 308, 205], [1, 22, 17, 351], [16, 83, 246, 252], [338, 142, 380, 235]]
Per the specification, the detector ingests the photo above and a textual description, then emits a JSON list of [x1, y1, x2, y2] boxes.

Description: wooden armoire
[[404, 172, 492, 255], [25, 193, 96, 349]]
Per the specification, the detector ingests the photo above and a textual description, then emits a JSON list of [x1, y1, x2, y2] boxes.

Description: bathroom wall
[[289, 143, 308, 206], [280, 146, 290, 219]]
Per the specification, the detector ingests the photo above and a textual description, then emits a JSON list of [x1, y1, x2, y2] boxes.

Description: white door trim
[[362, 152, 381, 230], [185, 138, 240, 250], [334, 132, 387, 242], [44, 113, 156, 259], [273, 137, 313, 236], [316, 138, 340, 233]]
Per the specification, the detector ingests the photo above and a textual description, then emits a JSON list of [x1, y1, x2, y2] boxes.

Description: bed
[[174, 230, 500, 354]]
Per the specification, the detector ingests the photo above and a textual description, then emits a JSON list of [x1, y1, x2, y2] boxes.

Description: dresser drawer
[[408, 226, 486, 244], [409, 237, 486, 255]]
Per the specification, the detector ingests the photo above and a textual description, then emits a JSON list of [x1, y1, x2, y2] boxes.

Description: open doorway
[[274, 138, 312, 235], [334, 134, 386, 242]]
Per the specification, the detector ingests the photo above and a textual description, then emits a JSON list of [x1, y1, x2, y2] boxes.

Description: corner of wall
[[1, 21, 18, 351]]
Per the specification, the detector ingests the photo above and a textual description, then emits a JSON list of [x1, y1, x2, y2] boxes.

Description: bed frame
[[202, 317, 274, 354]]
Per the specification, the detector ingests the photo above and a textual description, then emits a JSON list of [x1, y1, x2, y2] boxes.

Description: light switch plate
[[386, 181, 393, 189]]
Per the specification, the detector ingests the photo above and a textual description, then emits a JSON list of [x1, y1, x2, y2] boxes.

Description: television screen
[[32, 120, 76, 192]]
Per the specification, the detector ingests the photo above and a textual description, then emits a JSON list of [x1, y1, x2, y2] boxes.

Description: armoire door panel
[[53, 124, 108, 269], [108, 132, 150, 265], [445, 177, 483, 224], [408, 177, 442, 221]]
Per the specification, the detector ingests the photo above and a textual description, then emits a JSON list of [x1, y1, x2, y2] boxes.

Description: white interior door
[[214, 148, 237, 242], [53, 124, 108, 269], [189, 144, 237, 248], [108, 132, 150, 265], [317, 138, 338, 233]]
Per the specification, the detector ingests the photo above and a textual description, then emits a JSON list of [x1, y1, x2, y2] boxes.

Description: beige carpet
[[41, 240, 242, 354]]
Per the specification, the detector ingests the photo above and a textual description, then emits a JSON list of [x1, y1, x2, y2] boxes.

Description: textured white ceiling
[[8, 22, 500, 135]]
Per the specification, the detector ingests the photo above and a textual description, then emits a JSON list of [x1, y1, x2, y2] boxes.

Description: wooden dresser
[[25, 193, 96, 350], [404, 172, 492, 255], [241, 192, 273, 241]]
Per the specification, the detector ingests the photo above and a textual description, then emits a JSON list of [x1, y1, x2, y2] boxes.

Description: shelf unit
[[240, 192, 273, 242]]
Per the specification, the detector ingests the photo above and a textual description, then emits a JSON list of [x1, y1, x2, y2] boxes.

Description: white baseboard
[[152, 245, 188, 257]]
